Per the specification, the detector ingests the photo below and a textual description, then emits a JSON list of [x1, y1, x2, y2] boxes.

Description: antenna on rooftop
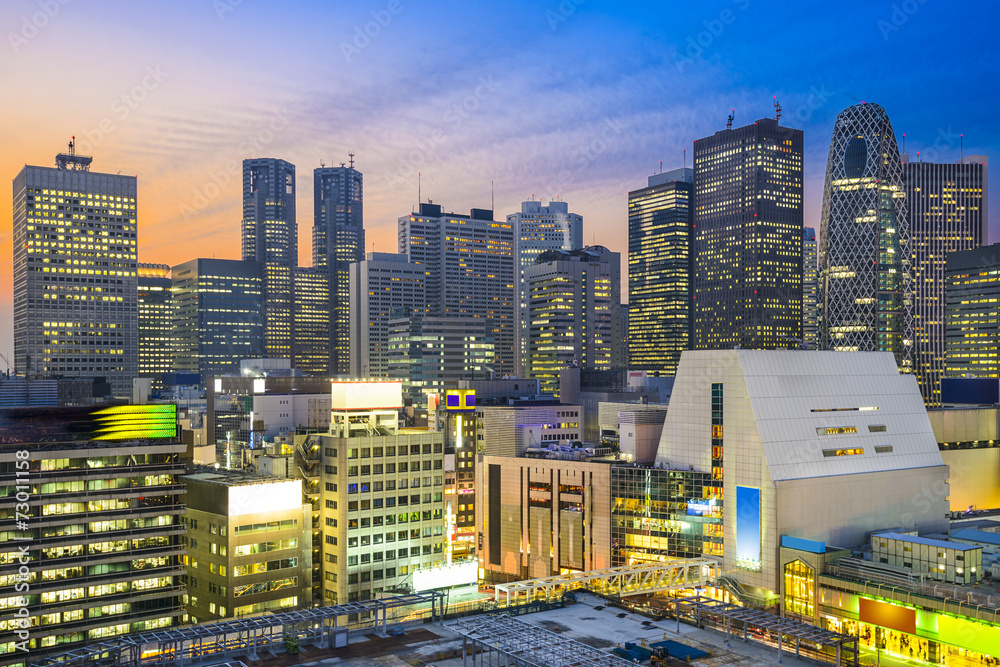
[[683, 149, 686, 169], [418, 172, 421, 205], [773, 96, 782, 123], [960, 134, 964, 161], [726, 109, 734, 130], [349, 152, 355, 169]]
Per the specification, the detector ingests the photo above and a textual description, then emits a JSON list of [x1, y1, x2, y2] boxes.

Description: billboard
[[330, 381, 403, 410], [735, 486, 761, 571], [0, 404, 178, 444]]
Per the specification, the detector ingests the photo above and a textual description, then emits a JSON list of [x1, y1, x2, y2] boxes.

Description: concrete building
[[871, 532, 981, 585], [171, 258, 264, 380], [904, 156, 988, 405], [693, 119, 803, 350], [945, 242, 1000, 380], [507, 200, 583, 376], [524, 246, 622, 396], [0, 405, 186, 661], [398, 203, 516, 376], [314, 161, 364, 375], [819, 103, 911, 370], [182, 469, 311, 622], [348, 252, 425, 379], [138, 263, 173, 389], [476, 402, 582, 458], [308, 381, 448, 605], [600, 403, 667, 462], [927, 406, 1000, 512], [628, 168, 693, 377], [12, 145, 139, 395], [477, 455, 613, 583], [242, 158, 296, 360], [655, 350, 950, 598]]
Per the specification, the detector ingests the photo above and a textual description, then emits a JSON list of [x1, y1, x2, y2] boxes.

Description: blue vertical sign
[[736, 486, 761, 571]]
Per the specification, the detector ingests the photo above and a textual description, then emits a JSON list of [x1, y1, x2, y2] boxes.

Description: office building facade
[[692, 119, 804, 350], [292, 267, 331, 375], [904, 157, 988, 405], [242, 158, 296, 360], [171, 258, 264, 379], [508, 200, 582, 376], [12, 149, 138, 395], [524, 246, 622, 395], [348, 253, 425, 379], [138, 263, 173, 388], [314, 163, 364, 374], [945, 243, 1000, 380], [819, 102, 912, 371], [398, 204, 516, 376], [802, 227, 819, 349], [628, 168, 693, 376], [0, 405, 186, 661]]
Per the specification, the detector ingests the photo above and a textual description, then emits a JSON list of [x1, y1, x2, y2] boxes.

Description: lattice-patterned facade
[[819, 103, 912, 371]]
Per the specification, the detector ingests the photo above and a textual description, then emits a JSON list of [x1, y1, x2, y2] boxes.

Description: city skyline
[[1, 0, 999, 362]]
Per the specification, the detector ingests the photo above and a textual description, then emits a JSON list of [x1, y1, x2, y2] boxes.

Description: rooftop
[[874, 532, 981, 551]]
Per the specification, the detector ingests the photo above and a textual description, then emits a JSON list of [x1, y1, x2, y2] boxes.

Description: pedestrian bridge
[[494, 557, 719, 607]]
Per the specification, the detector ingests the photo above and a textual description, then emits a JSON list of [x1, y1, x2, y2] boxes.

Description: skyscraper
[[692, 118, 804, 349], [293, 266, 331, 375], [905, 156, 988, 405], [628, 168, 693, 375], [348, 252, 425, 378], [819, 102, 912, 371], [138, 263, 173, 388], [172, 258, 264, 378], [12, 144, 138, 395], [525, 246, 622, 395], [398, 203, 516, 376], [945, 243, 1000, 380], [242, 158, 296, 360], [508, 200, 583, 375], [314, 161, 364, 375], [802, 227, 819, 349]]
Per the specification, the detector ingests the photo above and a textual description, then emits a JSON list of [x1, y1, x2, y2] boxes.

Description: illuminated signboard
[[413, 561, 478, 591], [735, 486, 761, 571], [0, 404, 178, 444], [446, 390, 476, 410]]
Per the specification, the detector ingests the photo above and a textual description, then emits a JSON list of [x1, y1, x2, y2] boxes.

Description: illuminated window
[[783, 560, 814, 617]]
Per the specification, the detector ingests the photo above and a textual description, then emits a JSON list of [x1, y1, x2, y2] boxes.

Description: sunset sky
[[2, 0, 998, 360]]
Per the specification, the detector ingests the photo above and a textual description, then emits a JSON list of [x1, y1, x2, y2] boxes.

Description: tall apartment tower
[[524, 246, 623, 395], [242, 158, 296, 360], [172, 258, 264, 378], [398, 203, 516, 376], [138, 263, 173, 388], [819, 102, 912, 371], [314, 162, 364, 375], [692, 118, 804, 350], [507, 200, 583, 375], [348, 252, 426, 378], [945, 243, 1000, 379], [802, 228, 819, 349], [628, 168, 693, 375], [904, 155, 988, 405], [12, 144, 138, 395]]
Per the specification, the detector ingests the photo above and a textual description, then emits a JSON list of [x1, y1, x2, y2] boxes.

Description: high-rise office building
[[12, 145, 138, 395], [802, 228, 819, 349], [904, 156, 988, 405], [692, 118, 804, 350], [398, 203, 516, 376], [628, 168, 693, 375], [0, 405, 186, 660], [508, 200, 582, 375], [293, 267, 331, 375], [348, 253, 425, 379], [138, 263, 173, 388], [819, 102, 912, 371], [314, 162, 364, 375], [524, 246, 623, 395], [172, 258, 264, 378], [945, 243, 1000, 379], [242, 158, 296, 360]]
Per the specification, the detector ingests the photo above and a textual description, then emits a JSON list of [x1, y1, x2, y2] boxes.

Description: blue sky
[[1, 0, 998, 358]]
